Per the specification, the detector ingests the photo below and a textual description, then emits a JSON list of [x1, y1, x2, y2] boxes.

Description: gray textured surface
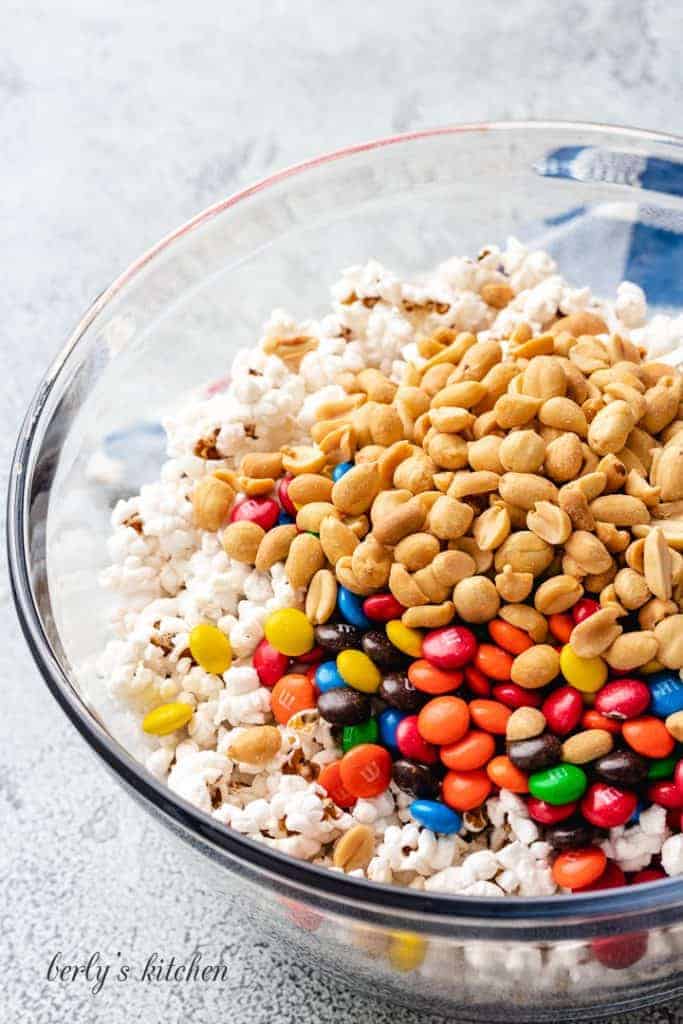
[[4, 2, 683, 1021]]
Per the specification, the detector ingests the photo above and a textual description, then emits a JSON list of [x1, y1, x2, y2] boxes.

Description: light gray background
[[3, 2, 683, 1022]]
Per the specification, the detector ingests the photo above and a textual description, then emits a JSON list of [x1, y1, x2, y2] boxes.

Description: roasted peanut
[[428, 496, 474, 540], [453, 576, 500, 623], [332, 462, 380, 515], [527, 501, 572, 545], [305, 569, 338, 625], [288, 473, 334, 506], [534, 575, 584, 615], [285, 533, 325, 589], [255, 524, 298, 572], [495, 565, 534, 602], [613, 568, 651, 610], [394, 533, 441, 571], [191, 475, 236, 531], [569, 607, 623, 658], [222, 521, 265, 564], [510, 645, 560, 689], [498, 430, 546, 473]]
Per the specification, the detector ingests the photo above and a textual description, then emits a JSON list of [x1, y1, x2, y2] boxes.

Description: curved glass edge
[[9, 120, 683, 932]]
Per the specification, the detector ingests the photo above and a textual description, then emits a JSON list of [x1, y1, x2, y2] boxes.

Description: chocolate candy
[[362, 629, 408, 669], [378, 672, 426, 713], [422, 626, 478, 670], [594, 749, 649, 787], [392, 759, 441, 799], [528, 763, 587, 805], [581, 782, 638, 828], [594, 678, 650, 720], [317, 688, 372, 726], [545, 817, 595, 850], [542, 686, 583, 736], [649, 670, 683, 719], [507, 733, 562, 773], [314, 622, 364, 654]]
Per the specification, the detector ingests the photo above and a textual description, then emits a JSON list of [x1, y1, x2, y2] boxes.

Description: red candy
[[276, 475, 297, 517], [578, 860, 626, 891], [422, 626, 478, 671], [492, 682, 542, 710], [594, 678, 650, 720], [572, 598, 600, 624], [464, 665, 492, 697], [296, 645, 324, 664], [231, 496, 279, 530], [252, 638, 289, 687], [395, 715, 439, 764], [527, 798, 577, 825], [591, 933, 648, 969], [542, 686, 583, 736], [649, 781, 683, 809], [363, 593, 406, 622], [675, 759, 683, 792], [581, 783, 638, 828], [631, 868, 666, 884]]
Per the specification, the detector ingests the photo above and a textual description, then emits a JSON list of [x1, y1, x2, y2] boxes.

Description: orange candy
[[474, 643, 513, 681], [440, 730, 496, 771], [622, 716, 675, 759], [271, 673, 317, 725], [339, 743, 392, 798], [417, 696, 470, 745], [486, 755, 529, 793], [582, 709, 622, 735], [488, 620, 533, 655], [408, 659, 463, 695], [469, 699, 511, 735], [318, 760, 357, 808], [552, 847, 607, 890], [548, 613, 574, 645], [442, 768, 492, 811]]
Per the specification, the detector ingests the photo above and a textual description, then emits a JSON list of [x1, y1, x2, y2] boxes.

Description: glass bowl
[[9, 122, 683, 1021]]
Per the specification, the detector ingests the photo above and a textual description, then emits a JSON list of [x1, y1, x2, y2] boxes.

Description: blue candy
[[629, 798, 645, 825], [332, 461, 354, 482], [277, 510, 295, 526], [649, 671, 683, 719], [409, 800, 462, 835], [337, 586, 372, 629], [315, 661, 346, 693], [379, 707, 405, 749]]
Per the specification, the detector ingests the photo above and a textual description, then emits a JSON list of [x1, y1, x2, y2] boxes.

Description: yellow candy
[[142, 702, 193, 736], [336, 650, 382, 693], [264, 608, 314, 657], [189, 623, 232, 674], [386, 619, 423, 658], [559, 643, 607, 693], [642, 658, 664, 675], [388, 931, 427, 972]]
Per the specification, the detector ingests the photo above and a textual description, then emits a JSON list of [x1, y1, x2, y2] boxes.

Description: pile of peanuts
[[205, 310, 683, 676]]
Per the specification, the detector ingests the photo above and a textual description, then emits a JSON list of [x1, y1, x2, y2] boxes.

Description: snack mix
[[99, 239, 683, 898]]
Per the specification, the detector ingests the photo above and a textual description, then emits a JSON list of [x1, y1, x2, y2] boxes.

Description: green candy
[[342, 718, 378, 752], [648, 754, 678, 780], [528, 763, 587, 806]]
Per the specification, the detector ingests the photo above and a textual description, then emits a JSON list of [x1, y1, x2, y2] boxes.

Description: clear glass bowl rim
[[9, 119, 683, 928]]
